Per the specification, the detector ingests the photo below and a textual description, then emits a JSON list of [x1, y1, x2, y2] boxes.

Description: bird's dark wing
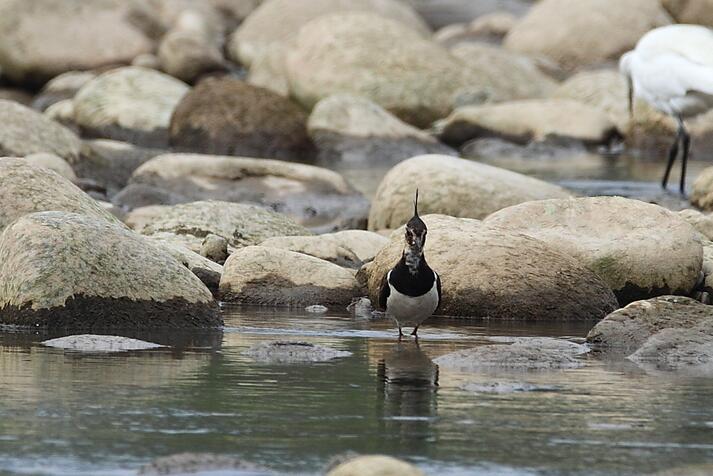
[[435, 273, 442, 311], [379, 273, 391, 310]]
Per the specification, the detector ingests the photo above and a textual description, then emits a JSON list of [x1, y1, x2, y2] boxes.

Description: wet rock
[[124, 153, 369, 232], [435, 338, 588, 371], [0, 211, 218, 329], [628, 328, 713, 370], [285, 12, 504, 128], [261, 230, 388, 267], [586, 296, 713, 352], [73, 67, 189, 147], [221, 246, 363, 306], [157, 9, 227, 83], [128, 200, 310, 253], [327, 455, 424, 476], [550, 69, 629, 131], [504, 0, 671, 71], [308, 94, 455, 166], [449, 43, 558, 101], [348, 297, 375, 319], [244, 341, 351, 363], [305, 305, 328, 313], [679, 209, 713, 241], [662, 0, 713, 27], [169, 76, 314, 161], [77, 139, 164, 197], [437, 99, 620, 147], [200, 234, 229, 264], [0, 158, 119, 232], [23, 153, 77, 182], [32, 71, 96, 111], [42, 335, 164, 352], [138, 452, 263, 475], [0, 100, 82, 162], [0, 0, 153, 85], [484, 197, 703, 305], [461, 382, 560, 394], [368, 155, 571, 230], [229, 0, 429, 67], [365, 214, 618, 319]]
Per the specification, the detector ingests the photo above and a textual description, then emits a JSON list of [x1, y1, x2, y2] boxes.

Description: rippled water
[[2, 307, 713, 475]]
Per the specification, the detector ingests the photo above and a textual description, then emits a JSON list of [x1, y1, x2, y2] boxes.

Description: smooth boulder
[[0, 100, 82, 161], [692, 167, 713, 211], [437, 99, 620, 147], [229, 0, 429, 67], [327, 455, 424, 476], [0, 0, 153, 84], [365, 215, 618, 319], [73, 67, 189, 147], [0, 212, 218, 329], [244, 341, 352, 363], [169, 76, 314, 161], [484, 197, 703, 304], [368, 155, 571, 230], [128, 200, 310, 252], [285, 12, 502, 127], [124, 153, 369, 232], [504, 0, 671, 70], [0, 158, 119, 232], [220, 246, 363, 306], [308, 94, 454, 165], [260, 230, 388, 268]]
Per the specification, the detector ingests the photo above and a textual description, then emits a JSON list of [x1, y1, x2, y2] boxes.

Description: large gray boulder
[[285, 12, 504, 128], [0, 211, 218, 329], [73, 67, 189, 147], [229, 0, 429, 67], [364, 215, 618, 319], [484, 197, 703, 304], [0, 100, 82, 162], [220, 245, 363, 306], [0, 158, 119, 232], [123, 153, 369, 232], [504, 0, 671, 70], [368, 155, 571, 230], [307, 94, 455, 166], [128, 200, 310, 253], [0, 0, 153, 84]]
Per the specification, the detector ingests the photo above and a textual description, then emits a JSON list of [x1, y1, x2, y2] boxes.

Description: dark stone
[[0, 295, 221, 330], [169, 76, 316, 161]]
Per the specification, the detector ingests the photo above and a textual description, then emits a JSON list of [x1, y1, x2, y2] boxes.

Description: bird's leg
[[410, 326, 419, 337], [398, 327, 404, 341], [662, 125, 681, 191], [679, 116, 691, 196]]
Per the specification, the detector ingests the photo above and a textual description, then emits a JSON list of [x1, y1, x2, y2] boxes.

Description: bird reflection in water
[[376, 341, 439, 444]]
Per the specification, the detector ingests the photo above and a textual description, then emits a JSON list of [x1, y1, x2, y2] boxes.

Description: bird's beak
[[626, 76, 634, 118]]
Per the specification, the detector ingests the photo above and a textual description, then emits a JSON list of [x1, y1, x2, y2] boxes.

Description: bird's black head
[[405, 189, 427, 252]]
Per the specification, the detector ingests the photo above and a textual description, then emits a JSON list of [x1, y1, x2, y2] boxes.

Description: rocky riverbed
[[3, 0, 713, 474]]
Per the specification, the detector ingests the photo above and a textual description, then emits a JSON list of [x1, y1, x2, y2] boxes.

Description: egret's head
[[404, 189, 427, 257], [619, 51, 635, 117]]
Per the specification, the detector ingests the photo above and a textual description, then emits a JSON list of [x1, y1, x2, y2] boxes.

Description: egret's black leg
[[679, 116, 691, 195], [410, 326, 419, 337], [662, 126, 681, 190], [398, 327, 404, 341]]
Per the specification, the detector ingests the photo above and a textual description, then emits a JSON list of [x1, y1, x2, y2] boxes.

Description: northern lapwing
[[379, 190, 441, 339]]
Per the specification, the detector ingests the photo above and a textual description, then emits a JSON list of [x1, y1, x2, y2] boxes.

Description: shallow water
[[2, 308, 713, 475]]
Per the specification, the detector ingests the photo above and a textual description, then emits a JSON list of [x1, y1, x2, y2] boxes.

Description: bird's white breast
[[386, 272, 439, 328]]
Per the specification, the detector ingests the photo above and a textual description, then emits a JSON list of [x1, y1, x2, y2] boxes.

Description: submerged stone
[[244, 341, 352, 363], [42, 335, 164, 352]]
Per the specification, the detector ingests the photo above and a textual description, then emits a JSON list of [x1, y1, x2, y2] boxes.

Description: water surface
[[2, 308, 713, 475]]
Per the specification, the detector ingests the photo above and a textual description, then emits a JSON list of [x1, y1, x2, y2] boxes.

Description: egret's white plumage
[[620, 24, 713, 193]]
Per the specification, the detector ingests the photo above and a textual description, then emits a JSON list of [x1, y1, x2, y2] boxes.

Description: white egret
[[619, 24, 713, 194]]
